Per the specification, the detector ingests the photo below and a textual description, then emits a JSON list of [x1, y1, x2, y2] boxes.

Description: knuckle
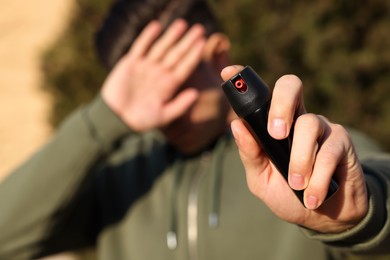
[[296, 113, 320, 129], [331, 123, 348, 136], [318, 141, 343, 165], [329, 123, 351, 146]]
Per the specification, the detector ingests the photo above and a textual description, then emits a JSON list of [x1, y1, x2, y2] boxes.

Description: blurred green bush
[[41, 0, 390, 150], [41, 0, 110, 127]]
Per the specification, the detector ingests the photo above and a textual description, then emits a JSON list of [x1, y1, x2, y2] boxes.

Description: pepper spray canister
[[222, 66, 338, 205]]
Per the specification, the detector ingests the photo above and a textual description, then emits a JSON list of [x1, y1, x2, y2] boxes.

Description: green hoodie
[[0, 96, 390, 260]]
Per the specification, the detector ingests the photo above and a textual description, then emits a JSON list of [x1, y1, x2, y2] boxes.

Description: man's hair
[[95, 0, 220, 70]]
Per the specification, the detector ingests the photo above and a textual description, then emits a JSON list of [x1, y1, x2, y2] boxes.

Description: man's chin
[[169, 140, 202, 156]]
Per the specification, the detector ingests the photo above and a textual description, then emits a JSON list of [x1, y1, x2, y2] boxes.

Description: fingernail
[[271, 118, 287, 139], [306, 195, 318, 209], [289, 173, 304, 190]]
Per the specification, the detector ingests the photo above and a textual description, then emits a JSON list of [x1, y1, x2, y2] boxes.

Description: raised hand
[[101, 19, 206, 132]]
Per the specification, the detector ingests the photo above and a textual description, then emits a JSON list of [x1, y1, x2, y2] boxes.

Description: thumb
[[231, 119, 267, 170], [220, 65, 245, 81]]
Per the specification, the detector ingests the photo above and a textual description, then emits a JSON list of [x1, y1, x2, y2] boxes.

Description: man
[[0, 0, 389, 259]]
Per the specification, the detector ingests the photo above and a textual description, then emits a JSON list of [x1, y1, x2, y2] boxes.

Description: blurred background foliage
[[41, 0, 390, 150], [41, 0, 111, 126]]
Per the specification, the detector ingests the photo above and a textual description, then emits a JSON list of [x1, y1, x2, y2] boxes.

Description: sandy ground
[[0, 0, 75, 181], [0, 2, 94, 258], [0, 2, 84, 258]]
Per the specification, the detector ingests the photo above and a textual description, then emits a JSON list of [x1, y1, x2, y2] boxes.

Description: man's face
[[160, 62, 231, 154]]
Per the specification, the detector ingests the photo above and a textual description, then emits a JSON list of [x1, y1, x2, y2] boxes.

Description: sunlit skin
[[101, 19, 368, 234], [222, 66, 368, 233]]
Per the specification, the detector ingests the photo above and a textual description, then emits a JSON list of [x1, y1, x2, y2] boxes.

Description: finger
[[129, 20, 162, 58], [163, 24, 205, 68], [231, 119, 272, 196], [304, 123, 347, 209], [231, 119, 268, 175], [150, 37, 204, 105], [289, 114, 325, 191], [148, 19, 188, 61], [268, 75, 306, 140], [172, 38, 206, 83], [220, 65, 245, 81], [160, 88, 199, 126]]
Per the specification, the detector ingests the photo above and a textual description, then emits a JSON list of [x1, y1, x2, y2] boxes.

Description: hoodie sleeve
[[301, 130, 390, 255], [0, 95, 130, 259]]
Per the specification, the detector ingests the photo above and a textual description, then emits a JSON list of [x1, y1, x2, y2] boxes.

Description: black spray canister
[[222, 66, 338, 205]]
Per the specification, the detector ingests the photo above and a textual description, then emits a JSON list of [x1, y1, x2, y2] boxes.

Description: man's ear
[[203, 33, 231, 72]]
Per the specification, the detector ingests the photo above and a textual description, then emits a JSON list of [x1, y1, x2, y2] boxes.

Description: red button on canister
[[234, 78, 247, 93]]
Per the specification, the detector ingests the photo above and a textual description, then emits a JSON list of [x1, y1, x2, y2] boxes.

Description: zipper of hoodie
[[187, 151, 211, 260]]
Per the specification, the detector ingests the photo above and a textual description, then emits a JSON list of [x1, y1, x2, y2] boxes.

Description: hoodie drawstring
[[166, 134, 230, 250], [167, 158, 184, 250], [208, 135, 229, 228]]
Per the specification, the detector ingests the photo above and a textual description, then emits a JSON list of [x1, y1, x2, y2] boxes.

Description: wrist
[[85, 95, 131, 148]]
